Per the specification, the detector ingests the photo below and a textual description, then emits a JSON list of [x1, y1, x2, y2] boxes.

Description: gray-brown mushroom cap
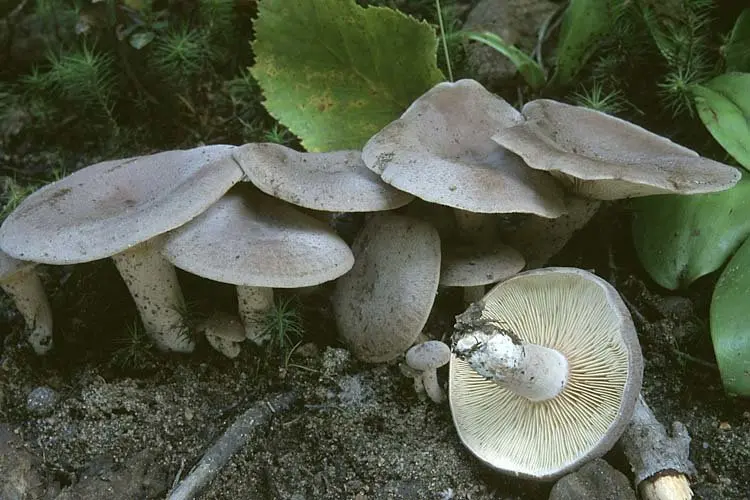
[[161, 186, 354, 288], [449, 267, 643, 480], [440, 242, 525, 287], [361, 79, 566, 217], [0, 145, 244, 264], [232, 143, 413, 212], [332, 214, 441, 363], [406, 340, 451, 371], [491, 99, 741, 199]]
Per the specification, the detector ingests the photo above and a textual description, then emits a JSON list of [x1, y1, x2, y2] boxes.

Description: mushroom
[[162, 186, 354, 345], [491, 99, 741, 199], [361, 79, 566, 240], [499, 196, 603, 269], [449, 267, 643, 479], [197, 312, 246, 358], [404, 340, 451, 403], [332, 213, 441, 363], [0, 250, 53, 354], [0, 145, 245, 352], [440, 241, 525, 303], [231, 143, 413, 212], [620, 394, 695, 500]]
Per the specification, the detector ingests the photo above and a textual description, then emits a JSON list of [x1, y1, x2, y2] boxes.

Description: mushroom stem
[[236, 286, 274, 344], [453, 209, 494, 243], [453, 330, 569, 401], [1, 267, 54, 354], [421, 370, 444, 403], [462, 285, 486, 304], [111, 239, 194, 353], [619, 394, 695, 500]]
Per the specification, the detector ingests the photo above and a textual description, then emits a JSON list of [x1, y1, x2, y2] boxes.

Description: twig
[[166, 392, 297, 500], [619, 394, 695, 500]]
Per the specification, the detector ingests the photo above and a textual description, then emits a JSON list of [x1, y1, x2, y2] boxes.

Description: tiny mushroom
[[449, 267, 643, 480], [440, 241, 525, 303], [361, 79, 566, 239], [232, 143, 414, 212], [0, 250, 53, 354], [404, 340, 451, 403], [162, 185, 354, 347], [332, 213, 441, 363], [198, 312, 247, 359], [0, 145, 244, 352], [492, 99, 741, 199]]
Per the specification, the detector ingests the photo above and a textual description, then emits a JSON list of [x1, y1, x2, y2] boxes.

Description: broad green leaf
[[723, 9, 750, 73], [462, 31, 546, 90], [631, 175, 750, 290], [692, 73, 750, 170], [551, 0, 618, 86], [251, 0, 445, 152], [710, 235, 750, 397]]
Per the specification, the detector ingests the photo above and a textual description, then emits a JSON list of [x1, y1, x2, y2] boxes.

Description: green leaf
[[723, 9, 750, 73], [251, 0, 445, 152], [129, 31, 156, 50], [710, 235, 750, 397], [692, 73, 750, 170], [632, 175, 750, 290], [551, 0, 618, 86], [462, 31, 546, 90]]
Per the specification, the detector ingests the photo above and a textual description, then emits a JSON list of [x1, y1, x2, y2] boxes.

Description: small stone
[[549, 459, 637, 500], [26, 386, 59, 416]]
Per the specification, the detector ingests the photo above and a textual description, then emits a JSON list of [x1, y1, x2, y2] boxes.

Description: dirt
[[0, 194, 749, 500]]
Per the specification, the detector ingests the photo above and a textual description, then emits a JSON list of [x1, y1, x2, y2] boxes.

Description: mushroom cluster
[[0, 79, 739, 492]]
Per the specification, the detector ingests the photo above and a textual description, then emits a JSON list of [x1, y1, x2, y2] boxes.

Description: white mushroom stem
[[236, 286, 274, 344], [111, 240, 194, 353], [619, 394, 695, 500], [1, 267, 54, 354], [453, 330, 569, 402], [462, 285, 486, 304], [420, 369, 444, 403]]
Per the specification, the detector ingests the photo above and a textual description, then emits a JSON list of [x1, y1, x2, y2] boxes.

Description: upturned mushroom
[[449, 267, 643, 479], [0, 250, 53, 354], [332, 214, 441, 363], [232, 143, 413, 212], [162, 186, 354, 346], [361, 79, 566, 239], [0, 145, 245, 352]]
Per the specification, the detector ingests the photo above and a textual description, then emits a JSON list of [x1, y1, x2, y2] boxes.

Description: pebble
[[26, 386, 58, 416]]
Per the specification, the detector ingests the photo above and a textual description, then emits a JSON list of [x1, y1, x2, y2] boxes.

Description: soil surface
[[0, 185, 749, 500]]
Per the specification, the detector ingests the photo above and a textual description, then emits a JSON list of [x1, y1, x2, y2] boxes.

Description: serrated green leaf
[[692, 73, 750, 170], [723, 9, 750, 73], [463, 31, 546, 91], [632, 175, 750, 290], [550, 0, 618, 86], [251, 0, 445, 152], [710, 234, 750, 397]]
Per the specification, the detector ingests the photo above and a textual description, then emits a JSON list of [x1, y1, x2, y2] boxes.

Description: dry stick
[[167, 392, 297, 500], [620, 394, 696, 500]]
